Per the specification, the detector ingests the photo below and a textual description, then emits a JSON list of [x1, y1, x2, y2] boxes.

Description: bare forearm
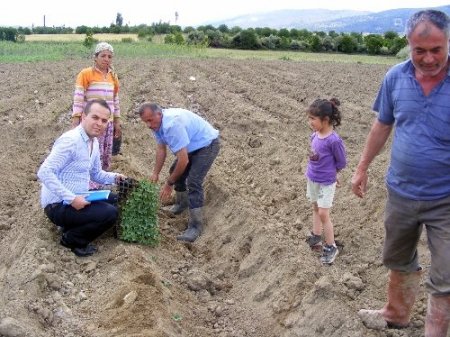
[[167, 148, 189, 184], [153, 148, 166, 176], [168, 161, 187, 183]]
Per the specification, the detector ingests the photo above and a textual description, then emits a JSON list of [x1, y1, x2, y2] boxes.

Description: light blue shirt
[[374, 58, 450, 200], [153, 108, 219, 154], [37, 125, 117, 207]]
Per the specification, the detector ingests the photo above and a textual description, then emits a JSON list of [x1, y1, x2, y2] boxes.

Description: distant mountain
[[206, 5, 450, 34], [206, 9, 369, 30], [311, 5, 450, 33]]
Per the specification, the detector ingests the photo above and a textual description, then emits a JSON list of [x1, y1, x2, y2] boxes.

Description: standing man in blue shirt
[[38, 99, 125, 257], [352, 10, 450, 336], [138, 103, 220, 243]]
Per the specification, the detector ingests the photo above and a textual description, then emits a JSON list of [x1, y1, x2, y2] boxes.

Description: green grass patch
[[0, 41, 90, 62], [0, 39, 400, 65]]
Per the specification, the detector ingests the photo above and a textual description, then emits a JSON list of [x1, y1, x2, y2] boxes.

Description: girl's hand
[[336, 176, 341, 188]]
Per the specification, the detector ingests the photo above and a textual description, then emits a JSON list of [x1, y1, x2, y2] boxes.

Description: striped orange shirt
[[72, 66, 120, 121]]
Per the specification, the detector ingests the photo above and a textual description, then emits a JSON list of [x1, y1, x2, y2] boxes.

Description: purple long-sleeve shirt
[[306, 131, 347, 185]]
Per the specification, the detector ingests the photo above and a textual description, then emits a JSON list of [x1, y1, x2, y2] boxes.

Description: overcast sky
[[2, 0, 449, 28]]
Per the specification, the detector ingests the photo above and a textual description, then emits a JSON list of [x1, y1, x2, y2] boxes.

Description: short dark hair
[[406, 9, 450, 38], [137, 102, 162, 117], [84, 99, 111, 115]]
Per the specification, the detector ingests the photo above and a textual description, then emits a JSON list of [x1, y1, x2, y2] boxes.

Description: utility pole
[[43, 15, 46, 27]]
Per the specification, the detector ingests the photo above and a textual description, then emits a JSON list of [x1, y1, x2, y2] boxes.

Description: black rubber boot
[[163, 191, 188, 215], [177, 208, 203, 242]]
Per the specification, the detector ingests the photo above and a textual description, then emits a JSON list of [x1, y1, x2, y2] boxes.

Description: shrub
[[309, 35, 322, 52], [217, 24, 229, 33], [261, 34, 281, 50], [174, 32, 185, 45], [389, 36, 408, 55], [322, 36, 335, 52], [83, 31, 97, 48], [290, 40, 309, 51], [336, 35, 357, 54], [206, 30, 227, 48], [76, 25, 90, 34], [379, 46, 390, 55], [16, 34, 25, 43], [396, 46, 410, 59], [164, 34, 175, 44], [0, 27, 18, 42], [186, 30, 208, 46], [365, 34, 384, 55], [231, 29, 261, 50], [137, 30, 147, 39]]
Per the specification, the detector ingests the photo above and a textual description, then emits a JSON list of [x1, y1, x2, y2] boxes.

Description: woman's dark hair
[[307, 98, 342, 127]]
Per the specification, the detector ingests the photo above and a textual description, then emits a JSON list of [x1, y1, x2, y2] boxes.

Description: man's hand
[[351, 169, 368, 198], [160, 182, 173, 202], [149, 173, 159, 183], [115, 174, 127, 184], [71, 195, 90, 210]]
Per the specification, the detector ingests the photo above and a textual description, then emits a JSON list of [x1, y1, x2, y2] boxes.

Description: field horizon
[[2, 35, 401, 65]]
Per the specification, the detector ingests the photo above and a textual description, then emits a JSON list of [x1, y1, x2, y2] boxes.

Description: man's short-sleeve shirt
[[153, 108, 219, 154], [373, 59, 450, 200]]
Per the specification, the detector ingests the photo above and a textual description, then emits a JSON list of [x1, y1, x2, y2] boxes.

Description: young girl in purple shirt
[[305, 98, 347, 264]]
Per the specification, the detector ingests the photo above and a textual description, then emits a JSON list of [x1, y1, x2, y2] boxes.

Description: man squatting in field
[[351, 10, 450, 336], [38, 99, 126, 257], [138, 102, 220, 243]]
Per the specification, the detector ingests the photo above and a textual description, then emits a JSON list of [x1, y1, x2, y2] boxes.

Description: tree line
[[0, 19, 407, 56]]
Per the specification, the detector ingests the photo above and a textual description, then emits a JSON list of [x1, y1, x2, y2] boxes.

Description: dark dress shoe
[[60, 235, 97, 257], [60, 235, 76, 249], [72, 244, 97, 257]]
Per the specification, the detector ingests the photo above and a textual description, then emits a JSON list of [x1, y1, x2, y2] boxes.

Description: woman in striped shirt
[[71, 42, 121, 172]]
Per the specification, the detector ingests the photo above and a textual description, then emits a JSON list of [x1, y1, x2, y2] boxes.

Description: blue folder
[[82, 190, 111, 202], [63, 190, 111, 205]]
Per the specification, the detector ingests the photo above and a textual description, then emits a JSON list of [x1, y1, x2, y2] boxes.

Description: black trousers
[[44, 193, 118, 248]]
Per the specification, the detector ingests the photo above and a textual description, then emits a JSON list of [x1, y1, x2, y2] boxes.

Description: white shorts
[[306, 179, 336, 209]]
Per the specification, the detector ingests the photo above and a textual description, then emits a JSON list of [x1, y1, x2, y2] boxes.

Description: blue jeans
[[44, 193, 118, 248], [170, 138, 220, 209], [383, 188, 450, 295]]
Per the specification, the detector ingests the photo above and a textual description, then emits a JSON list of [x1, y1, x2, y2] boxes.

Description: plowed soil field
[[0, 57, 430, 337]]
